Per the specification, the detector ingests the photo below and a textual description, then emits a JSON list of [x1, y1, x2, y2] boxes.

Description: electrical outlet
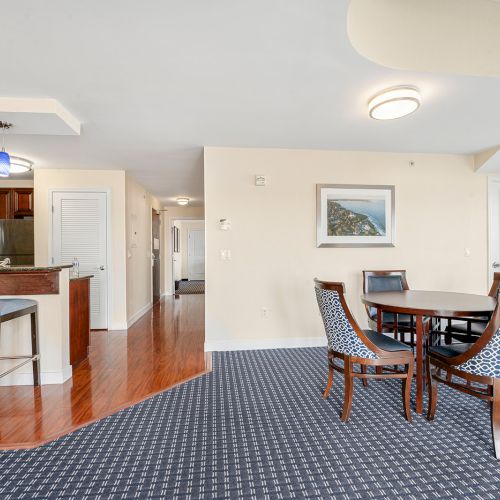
[[261, 307, 269, 318]]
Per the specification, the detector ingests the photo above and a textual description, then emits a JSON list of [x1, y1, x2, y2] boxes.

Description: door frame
[[151, 208, 161, 304], [49, 188, 112, 330], [168, 216, 204, 295]]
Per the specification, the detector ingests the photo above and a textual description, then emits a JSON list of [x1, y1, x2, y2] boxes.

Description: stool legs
[[30, 311, 40, 386]]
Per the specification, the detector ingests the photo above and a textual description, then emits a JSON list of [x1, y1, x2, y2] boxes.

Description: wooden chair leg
[[341, 357, 354, 422], [323, 361, 334, 399], [30, 311, 40, 387], [402, 357, 414, 422], [426, 356, 438, 421], [491, 378, 500, 459], [360, 364, 368, 388]]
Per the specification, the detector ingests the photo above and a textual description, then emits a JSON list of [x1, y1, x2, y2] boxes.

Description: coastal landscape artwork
[[316, 184, 395, 247]]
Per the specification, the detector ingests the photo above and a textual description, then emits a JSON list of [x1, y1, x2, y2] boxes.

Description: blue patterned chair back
[[447, 303, 500, 379], [314, 281, 378, 360]]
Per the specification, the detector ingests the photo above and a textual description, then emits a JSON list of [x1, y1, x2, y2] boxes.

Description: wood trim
[[0, 271, 59, 295]]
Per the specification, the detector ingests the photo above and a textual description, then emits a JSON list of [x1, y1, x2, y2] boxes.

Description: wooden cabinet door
[[0, 189, 12, 219], [11, 188, 34, 218]]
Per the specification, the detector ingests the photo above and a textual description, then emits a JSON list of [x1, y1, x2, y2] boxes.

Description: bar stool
[[0, 299, 40, 386]]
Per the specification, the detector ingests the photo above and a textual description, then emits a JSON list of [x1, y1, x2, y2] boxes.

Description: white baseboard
[[204, 336, 327, 352], [0, 364, 73, 386], [127, 302, 153, 328]]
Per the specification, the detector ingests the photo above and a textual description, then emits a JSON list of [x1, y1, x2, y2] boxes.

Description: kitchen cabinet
[[0, 189, 11, 219], [11, 188, 34, 218], [0, 188, 34, 219]]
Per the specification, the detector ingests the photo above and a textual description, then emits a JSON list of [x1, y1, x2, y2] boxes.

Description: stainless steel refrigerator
[[0, 220, 34, 265]]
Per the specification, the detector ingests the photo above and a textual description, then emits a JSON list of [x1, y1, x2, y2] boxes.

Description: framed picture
[[316, 184, 395, 248]]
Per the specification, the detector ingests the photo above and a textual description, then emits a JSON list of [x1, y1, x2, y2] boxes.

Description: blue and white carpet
[[1, 347, 499, 499]]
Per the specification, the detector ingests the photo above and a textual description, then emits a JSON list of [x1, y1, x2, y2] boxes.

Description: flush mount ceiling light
[[10, 156, 33, 174], [176, 197, 190, 206], [0, 121, 34, 176], [0, 121, 13, 177], [368, 86, 421, 120]]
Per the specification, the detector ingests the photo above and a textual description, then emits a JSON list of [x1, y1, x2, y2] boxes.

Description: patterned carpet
[[176, 280, 205, 294], [1, 347, 499, 499]]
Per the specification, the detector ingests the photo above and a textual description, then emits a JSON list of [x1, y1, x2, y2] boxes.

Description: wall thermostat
[[219, 219, 231, 230], [255, 175, 266, 186]]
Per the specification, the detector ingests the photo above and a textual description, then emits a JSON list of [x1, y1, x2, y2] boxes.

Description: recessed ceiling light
[[9, 156, 33, 174], [177, 197, 190, 206], [368, 86, 421, 120]]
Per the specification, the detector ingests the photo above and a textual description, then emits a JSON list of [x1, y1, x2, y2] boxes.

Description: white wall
[[204, 147, 488, 351], [34, 169, 128, 330], [163, 206, 205, 294], [125, 174, 160, 327]]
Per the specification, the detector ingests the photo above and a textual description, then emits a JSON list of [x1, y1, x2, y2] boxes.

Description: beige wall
[[163, 206, 204, 294], [0, 179, 34, 188], [204, 147, 488, 350], [34, 169, 128, 330], [180, 220, 205, 279], [125, 174, 160, 326]]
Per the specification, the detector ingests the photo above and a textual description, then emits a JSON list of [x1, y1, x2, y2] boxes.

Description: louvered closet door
[[52, 191, 108, 329]]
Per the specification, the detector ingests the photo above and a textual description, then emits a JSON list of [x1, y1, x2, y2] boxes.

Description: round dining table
[[361, 290, 496, 414]]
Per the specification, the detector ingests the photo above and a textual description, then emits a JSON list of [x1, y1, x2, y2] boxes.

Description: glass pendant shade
[[0, 150, 10, 177]]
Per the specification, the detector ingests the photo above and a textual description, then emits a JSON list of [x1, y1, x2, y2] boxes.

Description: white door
[[52, 191, 108, 329], [188, 228, 205, 280]]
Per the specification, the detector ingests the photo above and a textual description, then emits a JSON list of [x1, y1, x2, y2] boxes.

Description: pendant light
[[0, 122, 12, 177]]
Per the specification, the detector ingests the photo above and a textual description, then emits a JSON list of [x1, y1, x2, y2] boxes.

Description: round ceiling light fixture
[[176, 197, 190, 206], [9, 156, 33, 174], [368, 86, 421, 120]]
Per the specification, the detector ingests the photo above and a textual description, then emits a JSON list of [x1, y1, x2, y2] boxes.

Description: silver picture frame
[[316, 184, 395, 248]]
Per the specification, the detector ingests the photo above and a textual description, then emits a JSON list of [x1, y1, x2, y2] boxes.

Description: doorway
[[171, 219, 205, 295], [51, 190, 109, 329], [152, 209, 161, 304]]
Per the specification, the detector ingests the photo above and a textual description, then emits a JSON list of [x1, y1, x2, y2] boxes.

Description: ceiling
[[1, 0, 500, 205]]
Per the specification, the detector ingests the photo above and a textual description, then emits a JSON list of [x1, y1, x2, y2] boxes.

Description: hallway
[[0, 295, 207, 449]]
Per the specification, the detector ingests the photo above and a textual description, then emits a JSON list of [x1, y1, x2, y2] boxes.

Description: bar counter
[[0, 266, 90, 386]]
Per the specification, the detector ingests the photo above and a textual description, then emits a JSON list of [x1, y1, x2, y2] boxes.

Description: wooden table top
[[361, 290, 496, 317]]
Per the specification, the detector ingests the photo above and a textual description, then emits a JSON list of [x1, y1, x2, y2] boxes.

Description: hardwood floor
[[0, 294, 208, 450]]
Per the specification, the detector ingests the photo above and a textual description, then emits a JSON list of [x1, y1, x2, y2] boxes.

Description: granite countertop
[[0, 265, 73, 273]]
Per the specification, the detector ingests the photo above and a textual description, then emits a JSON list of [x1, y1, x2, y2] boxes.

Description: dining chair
[[363, 269, 427, 346], [314, 279, 414, 422], [444, 272, 500, 344], [427, 301, 500, 459]]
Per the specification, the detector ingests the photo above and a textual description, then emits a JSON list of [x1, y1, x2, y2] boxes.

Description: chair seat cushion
[[446, 321, 486, 337], [363, 329, 413, 352], [429, 343, 474, 358], [0, 298, 37, 319]]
